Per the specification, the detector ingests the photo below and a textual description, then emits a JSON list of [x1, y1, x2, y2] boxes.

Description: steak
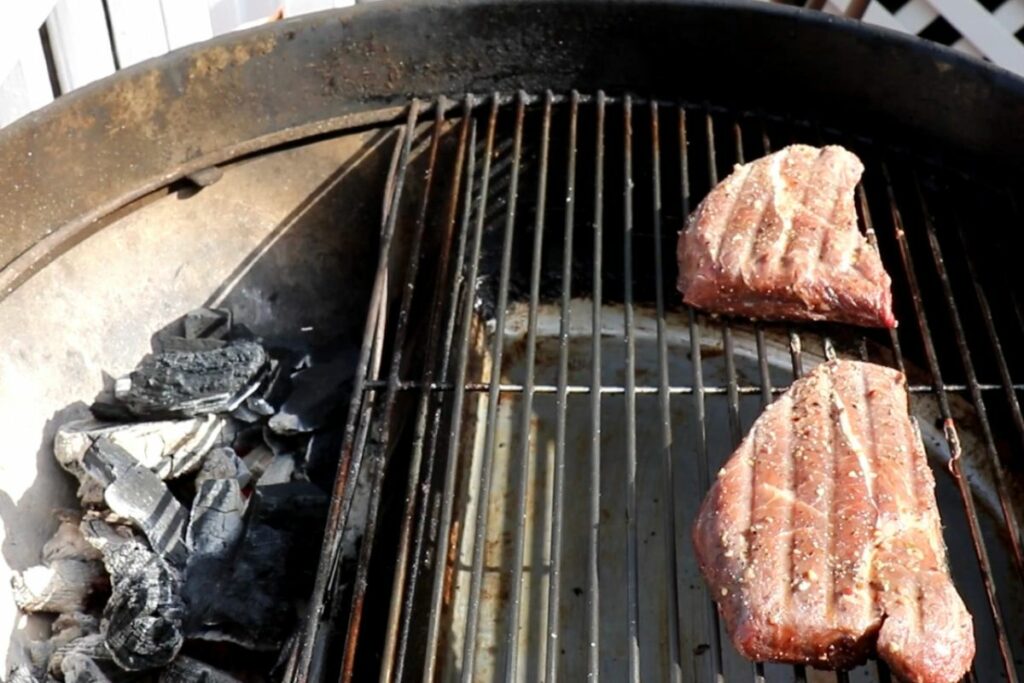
[[692, 360, 973, 683], [677, 144, 896, 328]]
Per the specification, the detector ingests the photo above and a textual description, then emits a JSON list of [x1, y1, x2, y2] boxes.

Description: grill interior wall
[[303, 94, 1024, 683]]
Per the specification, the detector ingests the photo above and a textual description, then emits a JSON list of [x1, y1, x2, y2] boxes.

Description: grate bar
[[358, 379, 1022, 395], [683, 106, 725, 683], [748, 123, 819, 683], [396, 98, 477, 682], [382, 97, 471, 683], [650, 100, 685, 683], [460, 91, 526, 682], [914, 175, 1024, 583], [341, 98, 437, 683], [504, 90, 553, 682], [586, 90, 606, 682], [296, 104, 419, 683], [705, 110, 760, 683], [420, 101, 493, 683], [622, 93, 642, 683], [954, 204, 1024, 452], [879, 162, 1019, 683], [544, 88, 576, 683]]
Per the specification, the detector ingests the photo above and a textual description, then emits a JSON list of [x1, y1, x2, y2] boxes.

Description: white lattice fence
[[0, 0, 358, 128], [816, 0, 1024, 72], [3, 0, 1024, 129]]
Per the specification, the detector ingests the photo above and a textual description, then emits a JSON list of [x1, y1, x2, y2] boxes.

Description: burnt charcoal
[[88, 400, 136, 423], [228, 404, 261, 424], [186, 480, 245, 558], [260, 426, 302, 459], [255, 455, 294, 487], [60, 654, 112, 683], [85, 439, 188, 566], [252, 483, 329, 529], [182, 532, 290, 650], [240, 445, 274, 481], [11, 560, 107, 614], [257, 360, 291, 410], [47, 635, 114, 680], [266, 349, 357, 435], [158, 657, 239, 683], [154, 337, 227, 354], [183, 484, 328, 650], [13, 519, 107, 614], [53, 613, 101, 641], [5, 664, 43, 683], [56, 418, 224, 503], [223, 422, 264, 457], [101, 542, 185, 671], [115, 341, 267, 419], [194, 448, 249, 488], [183, 309, 231, 341], [80, 516, 137, 554], [245, 396, 274, 417], [223, 322, 257, 344], [302, 427, 344, 492], [43, 516, 103, 564], [28, 640, 56, 676]]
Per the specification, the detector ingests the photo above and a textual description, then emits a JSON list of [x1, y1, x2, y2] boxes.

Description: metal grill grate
[[294, 92, 1024, 683]]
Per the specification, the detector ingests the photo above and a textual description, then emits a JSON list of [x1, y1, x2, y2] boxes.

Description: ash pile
[[7, 308, 361, 683]]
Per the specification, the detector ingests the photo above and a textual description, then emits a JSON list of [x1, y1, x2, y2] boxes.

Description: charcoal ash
[[100, 543, 185, 671], [183, 483, 328, 651], [80, 439, 189, 567], [11, 517, 108, 615], [157, 657, 239, 683], [14, 306, 361, 682], [192, 449, 249, 489], [54, 418, 223, 505], [185, 480, 244, 559]]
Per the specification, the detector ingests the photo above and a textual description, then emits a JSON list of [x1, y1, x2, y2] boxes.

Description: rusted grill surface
[[296, 93, 1024, 683]]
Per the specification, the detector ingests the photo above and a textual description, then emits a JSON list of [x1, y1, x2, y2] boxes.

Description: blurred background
[[3, 0, 1024, 128]]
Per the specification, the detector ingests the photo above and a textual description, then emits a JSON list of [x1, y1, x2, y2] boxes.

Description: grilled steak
[[692, 360, 973, 683], [677, 144, 896, 328]]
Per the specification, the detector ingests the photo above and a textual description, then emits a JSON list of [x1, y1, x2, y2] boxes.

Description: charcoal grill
[[2, 2, 1024, 682]]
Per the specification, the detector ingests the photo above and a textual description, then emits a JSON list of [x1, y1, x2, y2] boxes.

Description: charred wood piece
[[12, 521, 106, 614], [183, 483, 328, 650], [11, 561, 107, 614], [100, 542, 185, 671], [83, 438, 188, 567], [60, 654, 112, 683], [186, 479, 245, 558], [183, 308, 231, 341], [43, 518, 103, 564], [194, 448, 249, 488], [157, 657, 240, 683], [266, 350, 356, 435], [46, 634, 112, 680], [115, 342, 267, 419], [55, 418, 223, 504], [255, 455, 294, 487]]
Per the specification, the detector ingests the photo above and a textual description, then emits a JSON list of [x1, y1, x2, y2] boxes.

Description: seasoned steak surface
[[677, 145, 896, 328], [692, 360, 973, 683]]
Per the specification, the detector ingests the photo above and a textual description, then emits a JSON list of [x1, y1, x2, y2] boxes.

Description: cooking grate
[[294, 92, 1024, 683]]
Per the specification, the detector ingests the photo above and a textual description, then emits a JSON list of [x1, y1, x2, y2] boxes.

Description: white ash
[[255, 454, 295, 487], [54, 417, 224, 504], [11, 561, 106, 615]]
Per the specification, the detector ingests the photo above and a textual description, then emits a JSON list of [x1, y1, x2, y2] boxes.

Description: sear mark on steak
[[692, 360, 973, 683], [677, 144, 896, 328]]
